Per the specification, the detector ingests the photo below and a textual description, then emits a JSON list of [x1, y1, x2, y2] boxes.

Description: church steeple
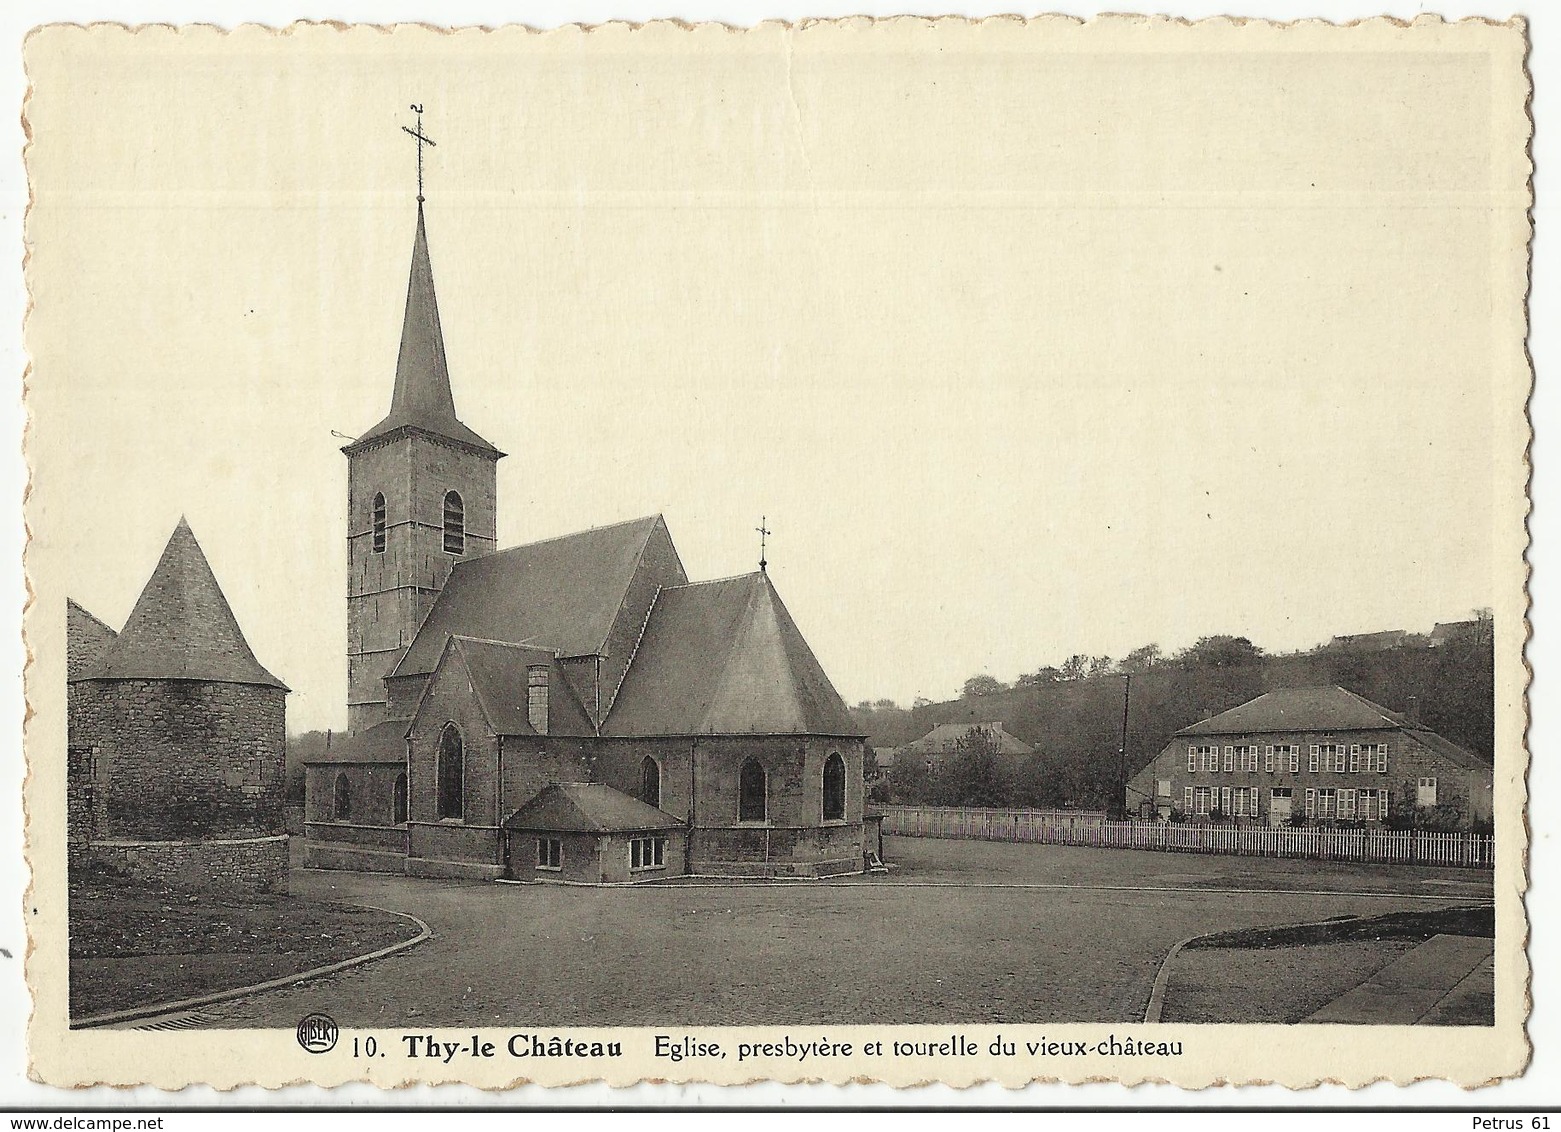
[[345, 202, 500, 456]]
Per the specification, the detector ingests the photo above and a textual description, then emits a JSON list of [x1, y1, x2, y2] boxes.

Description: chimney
[[527, 665, 550, 735], [1405, 695, 1421, 726]]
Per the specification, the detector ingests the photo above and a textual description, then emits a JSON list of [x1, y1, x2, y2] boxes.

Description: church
[[302, 194, 872, 882]]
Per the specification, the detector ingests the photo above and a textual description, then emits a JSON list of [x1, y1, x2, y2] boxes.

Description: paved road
[[186, 838, 1491, 1029]]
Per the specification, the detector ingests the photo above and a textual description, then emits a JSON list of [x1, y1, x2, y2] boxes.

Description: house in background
[[1126, 686, 1493, 830], [899, 722, 1036, 771], [1325, 629, 1409, 653]]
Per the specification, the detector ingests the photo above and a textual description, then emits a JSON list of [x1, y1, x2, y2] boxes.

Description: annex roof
[[66, 599, 119, 682], [302, 718, 411, 765], [503, 782, 683, 834], [345, 203, 500, 457], [81, 518, 287, 689], [445, 637, 595, 737], [393, 514, 685, 678], [601, 570, 862, 738]]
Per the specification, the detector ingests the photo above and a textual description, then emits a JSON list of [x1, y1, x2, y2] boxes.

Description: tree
[[1179, 635, 1264, 669], [1087, 655, 1115, 678], [962, 674, 1007, 699], [940, 726, 1008, 807], [912, 696, 932, 709], [1120, 643, 1162, 674], [1059, 654, 1089, 681]]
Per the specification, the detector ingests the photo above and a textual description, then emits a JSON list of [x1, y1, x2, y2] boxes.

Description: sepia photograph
[[20, 13, 1530, 1091]]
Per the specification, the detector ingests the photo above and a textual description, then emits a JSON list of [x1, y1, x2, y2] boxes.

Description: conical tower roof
[[86, 518, 287, 689], [347, 203, 500, 456]]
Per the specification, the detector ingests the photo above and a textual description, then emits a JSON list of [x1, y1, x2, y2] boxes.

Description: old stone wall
[[68, 678, 286, 840], [89, 834, 289, 893]]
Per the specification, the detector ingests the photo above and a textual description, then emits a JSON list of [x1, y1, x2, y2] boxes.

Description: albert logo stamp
[[295, 1014, 338, 1054]]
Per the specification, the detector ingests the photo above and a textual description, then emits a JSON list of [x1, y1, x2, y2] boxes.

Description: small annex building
[[1126, 685, 1493, 830], [66, 518, 290, 891], [303, 195, 871, 882], [898, 721, 1035, 770]]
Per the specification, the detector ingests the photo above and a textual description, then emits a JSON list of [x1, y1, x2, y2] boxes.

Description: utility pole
[[1117, 672, 1132, 819]]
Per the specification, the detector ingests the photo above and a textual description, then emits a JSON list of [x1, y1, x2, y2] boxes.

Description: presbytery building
[[303, 197, 870, 881]]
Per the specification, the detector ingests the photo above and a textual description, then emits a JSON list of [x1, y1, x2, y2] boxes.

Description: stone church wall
[[68, 678, 286, 841]]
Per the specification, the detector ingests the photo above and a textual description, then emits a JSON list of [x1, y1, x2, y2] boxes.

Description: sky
[[24, 20, 1528, 732]]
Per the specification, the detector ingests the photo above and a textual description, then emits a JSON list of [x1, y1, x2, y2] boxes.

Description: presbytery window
[[641, 756, 661, 810], [739, 759, 767, 823], [333, 772, 352, 820], [822, 752, 846, 821], [630, 836, 666, 871], [437, 724, 464, 820], [443, 490, 465, 555], [393, 772, 408, 825], [372, 492, 386, 553]]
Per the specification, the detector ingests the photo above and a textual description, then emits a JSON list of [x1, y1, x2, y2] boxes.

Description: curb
[[72, 904, 432, 1030]]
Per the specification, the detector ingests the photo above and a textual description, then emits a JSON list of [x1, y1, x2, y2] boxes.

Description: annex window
[[333, 772, 352, 820], [739, 759, 767, 823], [1417, 777, 1438, 806], [822, 752, 846, 821], [1372, 744, 1389, 773], [437, 724, 464, 820], [630, 836, 666, 871], [372, 492, 387, 553], [393, 772, 408, 825], [443, 490, 465, 555], [640, 756, 661, 810], [537, 837, 562, 870]]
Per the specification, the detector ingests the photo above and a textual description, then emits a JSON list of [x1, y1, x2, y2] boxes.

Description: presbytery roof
[[601, 570, 862, 738], [393, 514, 686, 678], [79, 518, 287, 690], [503, 782, 683, 834], [344, 203, 500, 457]]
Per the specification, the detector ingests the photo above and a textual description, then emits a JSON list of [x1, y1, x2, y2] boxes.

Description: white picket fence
[[880, 805, 1495, 869]]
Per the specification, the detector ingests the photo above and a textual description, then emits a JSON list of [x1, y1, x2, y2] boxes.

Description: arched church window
[[443, 491, 465, 555], [823, 752, 846, 821], [333, 772, 352, 820], [372, 493, 387, 553], [739, 759, 767, 823], [437, 724, 464, 820], [393, 771, 408, 825], [641, 756, 661, 810]]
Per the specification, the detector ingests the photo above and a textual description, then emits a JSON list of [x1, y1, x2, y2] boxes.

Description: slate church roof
[[503, 782, 682, 833], [66, 599, 118, 682], [344, 203, 500, 457], [75, 518, 286, 689], [601, 571, 862, 738], [440, 636, 595, 737], [392, 514, 686, 678]]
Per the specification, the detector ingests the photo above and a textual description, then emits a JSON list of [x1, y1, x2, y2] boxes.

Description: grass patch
[[69, 866, 422, 1020], [1186, 903, 1493, 951]]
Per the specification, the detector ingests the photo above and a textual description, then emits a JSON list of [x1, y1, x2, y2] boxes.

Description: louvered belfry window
[[372, 492, 387, 553], [443, 490, 465, 554]]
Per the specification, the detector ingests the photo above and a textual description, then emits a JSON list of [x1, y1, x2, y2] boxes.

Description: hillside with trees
[[857, 618, 1494, 812]]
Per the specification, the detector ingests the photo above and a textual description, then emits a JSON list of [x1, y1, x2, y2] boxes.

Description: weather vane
[[401, 103, 437, 202], [756, 517, 771, 573]]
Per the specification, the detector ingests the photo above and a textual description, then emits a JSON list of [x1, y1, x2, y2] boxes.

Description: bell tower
[[343, 179, 503, 732]]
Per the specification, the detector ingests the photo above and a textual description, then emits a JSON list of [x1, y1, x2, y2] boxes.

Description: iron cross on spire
[[401, 104, 437, 203], [756, 517, 772, 573]]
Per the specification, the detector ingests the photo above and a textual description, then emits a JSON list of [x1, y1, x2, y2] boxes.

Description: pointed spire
[[346, 204, 501, 457], [86, 518, 287, 689]]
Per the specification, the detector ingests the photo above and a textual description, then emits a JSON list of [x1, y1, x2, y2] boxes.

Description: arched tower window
[[372, 492, 387, 553], [437, 724, 464, 820], [443, 490, 465, 555], [739, 759, 767, 823], [393, 771, 408, 825], [641, 756, 661, 810], [333, 772, 352, 820], [823, 752, 846, 821]]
